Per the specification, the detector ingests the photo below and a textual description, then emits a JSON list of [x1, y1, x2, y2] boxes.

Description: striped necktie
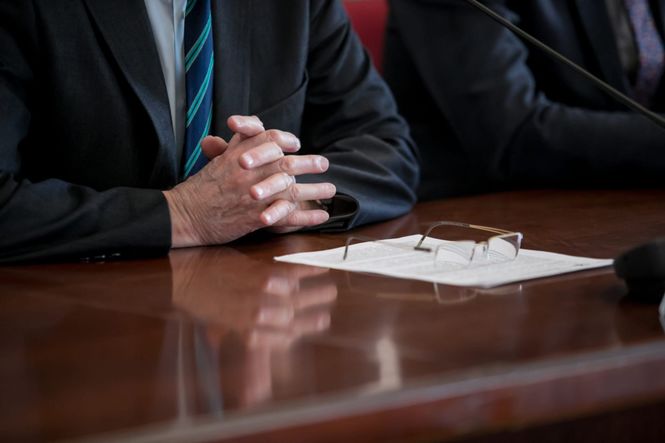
[[182, 0, 214, 178], [624, 0, 665, 107]]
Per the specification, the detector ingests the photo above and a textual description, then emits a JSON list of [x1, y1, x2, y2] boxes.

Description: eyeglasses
[[343, 221, 523, 268]]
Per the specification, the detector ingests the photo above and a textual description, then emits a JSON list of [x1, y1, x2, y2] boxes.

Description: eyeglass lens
[[433, 234, 521, 266], [485, 234, 521, 261]]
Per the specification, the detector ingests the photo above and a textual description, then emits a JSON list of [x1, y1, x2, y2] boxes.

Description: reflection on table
[[1, 190, 665, 442]]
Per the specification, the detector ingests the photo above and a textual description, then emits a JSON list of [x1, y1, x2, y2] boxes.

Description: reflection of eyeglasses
[[343, 270, 524, 306], [343, 221, 523, 268]]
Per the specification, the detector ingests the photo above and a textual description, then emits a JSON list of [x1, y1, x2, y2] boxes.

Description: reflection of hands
[[170, 248, 337, 350], [163, 115, 336, 248]]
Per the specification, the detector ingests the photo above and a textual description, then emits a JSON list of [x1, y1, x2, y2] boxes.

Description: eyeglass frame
[[342, 221, 523, 265]]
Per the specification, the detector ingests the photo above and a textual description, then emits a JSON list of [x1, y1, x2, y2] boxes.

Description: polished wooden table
[[2, 190, 665, 443]]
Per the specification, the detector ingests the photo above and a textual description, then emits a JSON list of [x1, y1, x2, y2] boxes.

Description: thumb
[[201, 136, 229, 160]]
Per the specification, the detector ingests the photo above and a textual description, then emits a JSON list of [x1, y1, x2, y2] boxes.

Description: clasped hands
[[164, 115, 336, 247]]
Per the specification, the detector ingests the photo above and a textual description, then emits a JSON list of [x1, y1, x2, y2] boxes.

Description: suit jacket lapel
[[210, 0, 252, 139], [83, 0, 177, 184], [575, 0, 630, 93]]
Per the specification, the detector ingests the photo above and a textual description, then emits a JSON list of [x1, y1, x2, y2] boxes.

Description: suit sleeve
[[0, 1, 171, 263], [388, 0, 665, 187], [297, 0, 419, 229]]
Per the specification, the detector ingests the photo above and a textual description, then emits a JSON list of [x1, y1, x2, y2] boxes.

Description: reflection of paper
[[275, 235, 613, 288]]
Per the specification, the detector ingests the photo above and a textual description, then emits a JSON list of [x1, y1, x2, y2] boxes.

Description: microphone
[[614, 239, 665, 302], [463, 0, 665, 131]]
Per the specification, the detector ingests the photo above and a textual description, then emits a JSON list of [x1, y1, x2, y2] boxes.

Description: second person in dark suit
[[384, 0, 665, 200]]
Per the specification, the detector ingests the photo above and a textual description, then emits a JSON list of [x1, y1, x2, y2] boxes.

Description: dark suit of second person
[[384, 0, 665, 200]]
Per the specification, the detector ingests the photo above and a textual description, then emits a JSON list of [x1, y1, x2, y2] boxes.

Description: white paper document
[[275, 235, 614, 288]]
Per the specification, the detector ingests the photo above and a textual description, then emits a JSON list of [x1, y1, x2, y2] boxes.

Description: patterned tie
[[624, 0, 665, 107], [182, 0, 214, 178]]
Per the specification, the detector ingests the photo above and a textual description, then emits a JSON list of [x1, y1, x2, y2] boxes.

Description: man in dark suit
[[384, 0, 665, 200], [0, 0, 418, 263]]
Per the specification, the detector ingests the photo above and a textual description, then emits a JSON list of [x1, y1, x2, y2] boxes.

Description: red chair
[[343, 0, 389, 72]]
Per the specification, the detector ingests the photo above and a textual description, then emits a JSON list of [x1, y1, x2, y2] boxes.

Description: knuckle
[[257, 142, 279, 160], [306, 157, 319, 171], [282, 200, 297, 214], [294, 211, 308, 224], [282, 173, 294, 189], [281, 156, 298, 173], [303, 211, 317, 225], [289, 183, 301, 200], [265, 129, 280, 143], [286, 212, 301, 226]]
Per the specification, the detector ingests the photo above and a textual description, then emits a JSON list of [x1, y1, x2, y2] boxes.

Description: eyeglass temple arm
[[343, 235, 396, 260], [415, 221, 515, 249], [344, 236, 372, 260], [344, 235, 434, 261]]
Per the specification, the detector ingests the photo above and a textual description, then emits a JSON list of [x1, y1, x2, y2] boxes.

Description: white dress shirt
[[144, 0, 188, 162]]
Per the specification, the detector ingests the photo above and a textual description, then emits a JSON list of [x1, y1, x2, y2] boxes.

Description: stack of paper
[[275, 235, 613, 288]]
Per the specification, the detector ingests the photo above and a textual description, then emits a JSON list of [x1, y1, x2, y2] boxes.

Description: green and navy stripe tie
[[183, 0, 214, 178]]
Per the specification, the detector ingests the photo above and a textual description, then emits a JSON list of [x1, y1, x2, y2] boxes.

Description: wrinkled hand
[[163, 116, 336, 247]]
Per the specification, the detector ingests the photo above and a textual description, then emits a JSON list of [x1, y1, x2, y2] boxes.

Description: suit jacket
[[385, 0, 665, 200], [0, 0, 418, 263]]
